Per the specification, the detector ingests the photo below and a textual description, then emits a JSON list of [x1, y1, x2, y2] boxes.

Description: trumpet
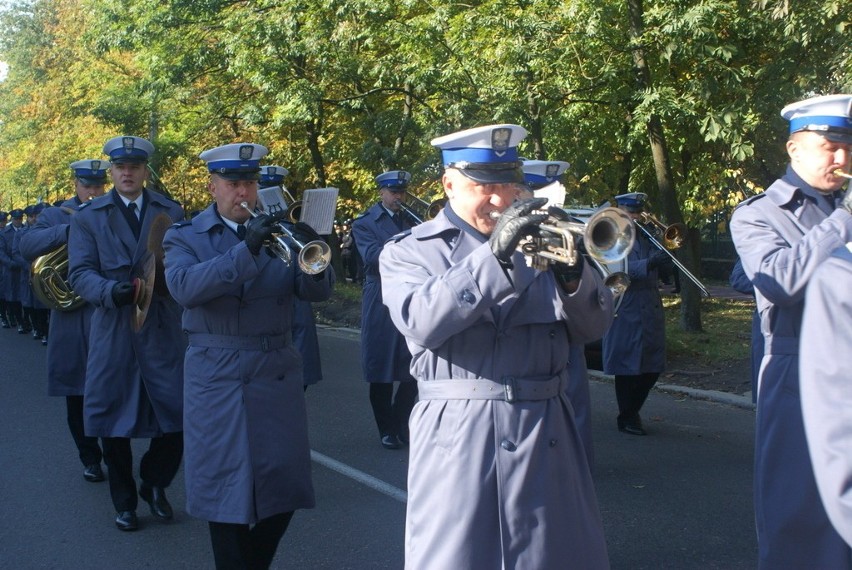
[[240, 202, 331, 275], [834, 169, 852, 180], [490, 206, 636, 272]]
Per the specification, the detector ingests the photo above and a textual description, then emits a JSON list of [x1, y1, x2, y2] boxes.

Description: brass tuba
[[32, 244, 85, 311]]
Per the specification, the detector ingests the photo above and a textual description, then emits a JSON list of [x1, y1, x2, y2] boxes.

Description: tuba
[[32, 244, 85, 311]]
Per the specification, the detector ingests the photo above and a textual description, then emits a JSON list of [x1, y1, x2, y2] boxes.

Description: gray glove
[[647, 249, 673, 271], [244, 214, 277, 256], [489, 198, 548, 267], [841, 189, 852, 214]]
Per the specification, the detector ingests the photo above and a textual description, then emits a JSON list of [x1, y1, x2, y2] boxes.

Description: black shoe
[[41, 336, 48, 346], [83, 463, 105, 482], [398, 431, 410, 445], [617, 416, 647, 436], [139, 485, 173, 521], [115, 510, 138, 531], [0, 320, 8, 329], [380, 434, 402, 450], [17, 326, 28, 334]]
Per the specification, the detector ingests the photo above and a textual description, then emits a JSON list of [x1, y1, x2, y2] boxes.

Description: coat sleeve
[[352, 214, 384, 269], [730, 204, 852, 307], [19, 208, 68, 261], [68, 210, 118, 308], [557, 261, 614, 344], [800, 255, 852, 547], [728, 257, 754, 296], [294, 265, 335, 303], [163, 227, 260, 309]]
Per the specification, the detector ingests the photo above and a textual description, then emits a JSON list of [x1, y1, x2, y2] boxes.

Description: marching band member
[[19, 159, 109, 483], [380, 124, 612, 568], [164, 143, 333, 569], [68, 136, 185, 532]]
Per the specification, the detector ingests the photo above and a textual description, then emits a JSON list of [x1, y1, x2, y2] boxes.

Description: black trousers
[[7, 301, 22, 327], [614, 373, 660, 420], [369, 382, 418, 438], [102, 432, 183, 511], [208, 512, 294, 570], [65, 396, 102, 466]]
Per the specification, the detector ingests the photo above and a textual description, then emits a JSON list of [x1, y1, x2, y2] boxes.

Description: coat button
[[549, 439, 557, 447], [460, 289, 475, 304], [500, 439, 516, 452]]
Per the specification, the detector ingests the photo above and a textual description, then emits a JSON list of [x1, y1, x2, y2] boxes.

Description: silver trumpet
[[240, 202, 332, 275], [834, 169, 852, 180], [491, 206, 636, 274]]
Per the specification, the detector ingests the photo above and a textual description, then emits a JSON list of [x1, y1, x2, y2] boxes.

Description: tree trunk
[[627, 0, 702, 332]]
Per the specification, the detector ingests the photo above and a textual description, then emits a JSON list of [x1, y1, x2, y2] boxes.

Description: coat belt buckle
[[503, 376, 517, 403]]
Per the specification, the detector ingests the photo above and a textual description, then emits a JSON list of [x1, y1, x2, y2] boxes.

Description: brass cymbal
[[132, 252, 156, 332]]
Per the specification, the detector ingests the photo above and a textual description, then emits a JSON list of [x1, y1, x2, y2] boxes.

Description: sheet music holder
[[257, 186, 339, 235]]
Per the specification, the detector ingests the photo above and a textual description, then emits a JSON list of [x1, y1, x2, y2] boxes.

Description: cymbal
[[132, 252, 156, 332], [147, 213, 173, 297]]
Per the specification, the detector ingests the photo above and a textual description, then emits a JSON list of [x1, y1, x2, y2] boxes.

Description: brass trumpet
[[633, 217, 711, 298], [32, 244, 85, 311], [240, 202, 331, 275]]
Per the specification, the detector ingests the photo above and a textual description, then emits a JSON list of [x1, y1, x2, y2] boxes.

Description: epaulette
[[77, 202, 91, 210], [734, 192, 767, 211], [171, 220, 192, 229], [388, 229, 412, 243]]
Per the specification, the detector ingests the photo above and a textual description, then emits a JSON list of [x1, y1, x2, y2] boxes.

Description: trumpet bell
[[662, 223, 686, 249], [298, 240, 332, 275], [603, 271, 631, 298], [583, 207, 636, 264]]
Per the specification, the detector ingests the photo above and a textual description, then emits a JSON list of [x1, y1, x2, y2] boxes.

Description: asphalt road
[[0, 325, 757, 569]]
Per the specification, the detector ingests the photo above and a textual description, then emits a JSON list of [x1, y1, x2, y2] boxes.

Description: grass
[[663, 296, 755, 367]]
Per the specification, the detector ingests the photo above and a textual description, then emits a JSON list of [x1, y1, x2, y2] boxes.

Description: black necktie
[[127, 202, 141, 239], [392, 212, 403, 230], [236, 224, 247, 240]]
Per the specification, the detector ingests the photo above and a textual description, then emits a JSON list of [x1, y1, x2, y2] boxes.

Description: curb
[[588, 370, 756, 411]]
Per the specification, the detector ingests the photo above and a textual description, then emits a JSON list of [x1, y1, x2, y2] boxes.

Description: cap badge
[[491, 128, 511, 157], [121, 137, 135, 153], [239, 145, 254, 160]]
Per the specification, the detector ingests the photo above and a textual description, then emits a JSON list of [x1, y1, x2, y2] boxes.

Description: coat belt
[[187, 332, 291, 352], [764, 336, 798, 356], [417, 375, 564, 403]]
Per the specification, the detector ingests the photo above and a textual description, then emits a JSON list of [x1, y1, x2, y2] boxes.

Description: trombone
[[634, 212, 710, 298], [240, 202, 332, 275], [396, 193, 447, 225]]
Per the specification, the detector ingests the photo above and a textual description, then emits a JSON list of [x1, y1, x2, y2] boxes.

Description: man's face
[[787, 131, 852, 193], [75, 179, 106, 202], [109, 161, 147, 198], [443, 169, 521, 235], [209, 174, 258, 223], [380, 188, 405, 211], [11, 217, 22, 228]]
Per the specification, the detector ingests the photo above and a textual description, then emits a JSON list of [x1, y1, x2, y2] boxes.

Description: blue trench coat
[[800, 246, 852, 548], [351, 202, 415, 383], [602, 231, 666, 375], [380, 208, 613, 569], [0, 225, 22, 302], [19, 200, 94, 396], [68, 188, 186, 438], [731, 174, 852, 569], [163, 205, 334, 524]]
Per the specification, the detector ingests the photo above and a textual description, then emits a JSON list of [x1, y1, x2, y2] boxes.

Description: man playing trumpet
[[163, 143, 334, 569]]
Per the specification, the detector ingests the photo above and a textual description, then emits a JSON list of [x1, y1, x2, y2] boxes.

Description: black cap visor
[[213, 169, 261, 181], [449, 161, 523, 184]]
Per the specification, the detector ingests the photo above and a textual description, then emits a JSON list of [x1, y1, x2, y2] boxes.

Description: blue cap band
[[442, 147, 519, 166], [789, 115, 852, 134]]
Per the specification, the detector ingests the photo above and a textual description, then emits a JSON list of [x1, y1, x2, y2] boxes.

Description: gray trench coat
[[380, 208, 613, 569], [731, 173, 852, 568], [164, 205, 333, 524], [800, 246, 852, 548], [68, 188, 186, 438]]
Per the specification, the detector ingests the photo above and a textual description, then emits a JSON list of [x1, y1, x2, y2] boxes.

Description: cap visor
[[77, 176, 107, 184], [824, 132, 852, 144], [457, 168, 523, 185]]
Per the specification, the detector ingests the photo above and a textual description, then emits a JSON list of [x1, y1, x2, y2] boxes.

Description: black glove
[[647, 249, 673, 271], [489, 198, 549, 266], [244, 214, 277, 256], [111, 281, 136, 307], [292, 221, 322, 244]]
